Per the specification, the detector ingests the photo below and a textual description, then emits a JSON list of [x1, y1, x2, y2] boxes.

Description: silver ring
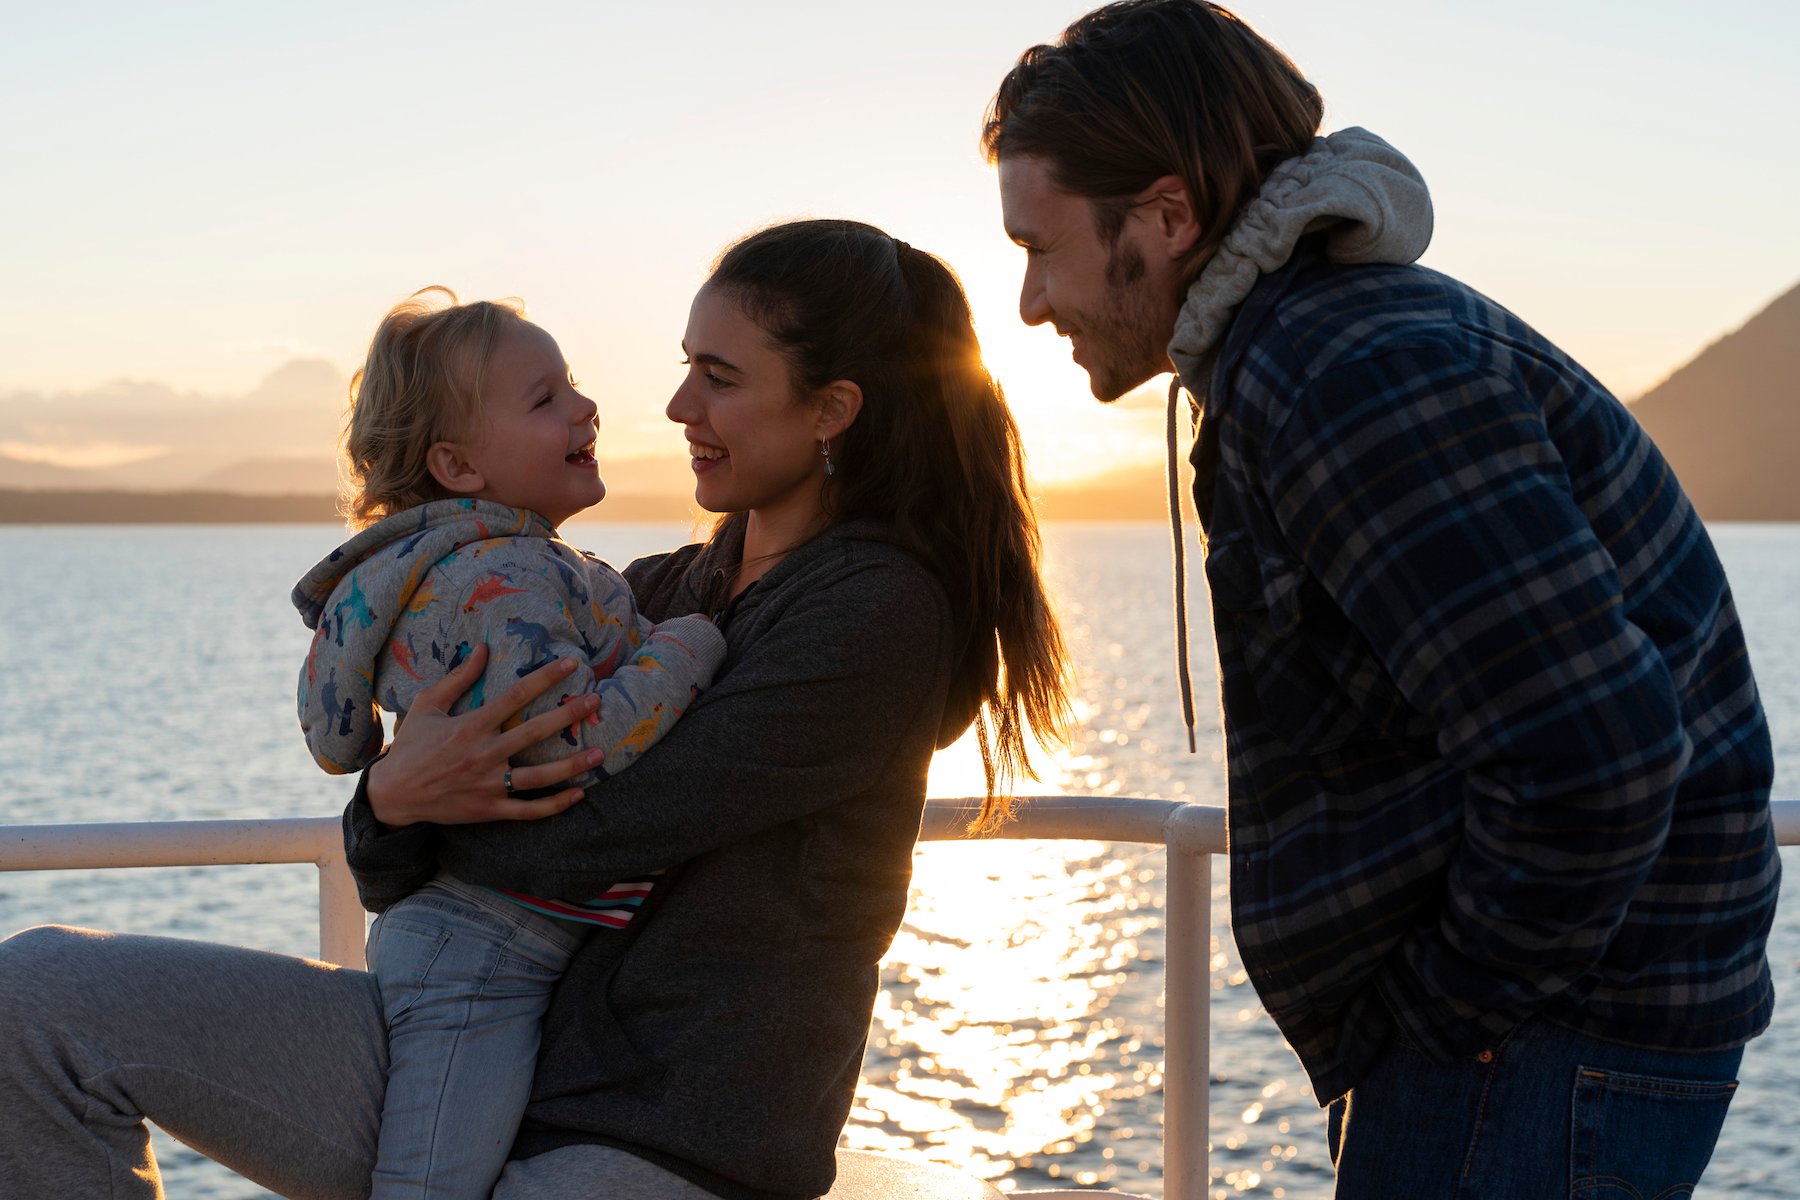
[[503, 768, 515, 797]]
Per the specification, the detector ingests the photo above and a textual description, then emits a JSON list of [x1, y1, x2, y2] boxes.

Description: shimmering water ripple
[[0, 523, 1793, 1199]]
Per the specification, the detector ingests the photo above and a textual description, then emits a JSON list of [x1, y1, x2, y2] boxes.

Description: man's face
[[999, 154, 1180, 402]]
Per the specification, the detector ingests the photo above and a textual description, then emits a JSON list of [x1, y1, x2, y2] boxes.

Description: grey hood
[[1167, 126, 1434, 386], [293, 499, 552, 772], [1160, 128, 1433, 756]]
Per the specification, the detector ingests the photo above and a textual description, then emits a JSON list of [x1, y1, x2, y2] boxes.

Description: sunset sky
[[4, 1, 1796, 485]]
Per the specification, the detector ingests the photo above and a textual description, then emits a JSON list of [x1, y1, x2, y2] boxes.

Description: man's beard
[[1081, 241, 1170, 403]]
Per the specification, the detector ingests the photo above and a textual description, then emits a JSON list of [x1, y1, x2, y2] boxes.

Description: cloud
[[0, 440, 170, 469], [0, 360, 349, 490]]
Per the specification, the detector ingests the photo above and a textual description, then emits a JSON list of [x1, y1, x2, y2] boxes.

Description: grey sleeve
[[339, 780, 436, 913]]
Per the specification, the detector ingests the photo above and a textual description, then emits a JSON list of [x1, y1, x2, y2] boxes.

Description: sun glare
[[954, 248, 1170, 488]]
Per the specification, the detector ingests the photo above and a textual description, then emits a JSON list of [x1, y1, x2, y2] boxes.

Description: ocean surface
[[1, 521, 1795, 1199]]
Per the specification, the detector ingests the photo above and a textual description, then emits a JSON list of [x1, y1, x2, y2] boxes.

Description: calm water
[[0, 522, 1794, 1198]]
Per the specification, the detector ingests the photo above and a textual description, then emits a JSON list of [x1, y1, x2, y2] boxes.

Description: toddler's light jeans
[[365, 873, 588, 1200]]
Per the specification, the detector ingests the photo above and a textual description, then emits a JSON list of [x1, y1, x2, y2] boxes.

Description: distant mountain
[[199, 457, 342, 495], [0, 359, 349, 493], [1629, 281, 1800, 521], [0, 359, 346, 454], [0, 358, 717, 515], [0, 455, 94, 489], [11, 288, 1793, 527], [0, 355, 1188, 522], [0, 488, 338, 524]]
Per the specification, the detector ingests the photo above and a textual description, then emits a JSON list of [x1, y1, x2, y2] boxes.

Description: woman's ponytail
[[890, 242, 1070, 824], [709, 221, 1071, 829]]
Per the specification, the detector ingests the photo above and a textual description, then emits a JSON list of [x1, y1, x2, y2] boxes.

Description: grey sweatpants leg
[[0, 925, 737, 1200], [0, 924, 389, 1199], [493, 1146, 724, 1199]]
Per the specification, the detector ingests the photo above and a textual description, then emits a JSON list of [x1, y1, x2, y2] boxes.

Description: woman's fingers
[[483, 657, 582, 726], [365, 650, 598, 826], [503, 744, 604, 795], [495, 692, 600, 761], [409, 642, 490, 716]]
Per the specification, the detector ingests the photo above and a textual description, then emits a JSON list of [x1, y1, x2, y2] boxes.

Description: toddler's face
[[456, 321, 604, 527]]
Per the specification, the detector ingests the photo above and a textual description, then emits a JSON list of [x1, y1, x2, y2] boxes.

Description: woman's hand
[[365, 645, 603, 828]]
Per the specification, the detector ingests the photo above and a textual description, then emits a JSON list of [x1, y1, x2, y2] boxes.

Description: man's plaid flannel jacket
[[1191, 238, 1779, 1105]]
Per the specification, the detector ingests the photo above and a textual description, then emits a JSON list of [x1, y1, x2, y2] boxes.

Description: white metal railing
[[2, 796, 1795, 1200], [1, 816, 366, 966]]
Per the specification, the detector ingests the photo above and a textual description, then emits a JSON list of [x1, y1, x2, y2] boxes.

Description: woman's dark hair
[[707, 219, 1070, 830], [981, 0, 1322, 280]]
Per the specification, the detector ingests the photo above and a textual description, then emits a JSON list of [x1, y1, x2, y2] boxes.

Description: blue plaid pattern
[[1192, 239, 1780, 1105]]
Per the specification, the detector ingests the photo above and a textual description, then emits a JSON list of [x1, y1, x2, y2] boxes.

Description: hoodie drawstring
[[1167, 374, 1197, 754]]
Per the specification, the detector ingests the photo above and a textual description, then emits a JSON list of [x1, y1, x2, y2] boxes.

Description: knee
[[0, 923, 94, 963], [0, 925, 98, 1019]]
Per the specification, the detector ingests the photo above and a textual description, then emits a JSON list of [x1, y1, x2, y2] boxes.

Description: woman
[[0, 220, 1069, 1200]]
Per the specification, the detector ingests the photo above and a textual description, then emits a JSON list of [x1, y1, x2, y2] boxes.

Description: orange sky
[[3, 2, 1796, 486]]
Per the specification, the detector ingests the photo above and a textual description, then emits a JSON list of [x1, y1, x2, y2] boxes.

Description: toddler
[[292, 287, 723, 1199]]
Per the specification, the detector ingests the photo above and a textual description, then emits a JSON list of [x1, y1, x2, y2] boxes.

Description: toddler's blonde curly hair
[[341, 286, 527, 529]]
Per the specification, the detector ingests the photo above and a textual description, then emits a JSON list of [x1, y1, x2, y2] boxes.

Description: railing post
[[316, 844, 366, 969], [1162, 833, 1211, 1200]]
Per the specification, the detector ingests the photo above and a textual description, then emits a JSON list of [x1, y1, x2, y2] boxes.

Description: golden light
[[852, 834, 1160, 1187], [0, 441, 168, 470], [944, 238, 1172, 489]]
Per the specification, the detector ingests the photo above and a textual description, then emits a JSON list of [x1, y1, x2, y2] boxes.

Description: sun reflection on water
[[848, 836, 1164, 1191]]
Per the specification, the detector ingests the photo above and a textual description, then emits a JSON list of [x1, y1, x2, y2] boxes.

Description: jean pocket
[[1569, 1066, 1737, 1199], [365, 912, 454, 1024], [492, 940, 575, 989]]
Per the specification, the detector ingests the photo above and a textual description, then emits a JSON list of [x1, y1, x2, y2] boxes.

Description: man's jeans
[[1328, 1016, 1743, 1198], [365, 873, 589, 1200]]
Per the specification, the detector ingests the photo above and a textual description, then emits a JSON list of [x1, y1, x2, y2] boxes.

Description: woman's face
[[669, 286, 828, 521]]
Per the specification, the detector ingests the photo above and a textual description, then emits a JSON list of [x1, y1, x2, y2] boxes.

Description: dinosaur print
[[295, 496, 718, 807], [589, 599, 625, 634], [591, 637, 626, 677], [438, 639, 473, 672], [543, 551, 591, 606], [558, 599, 602, 659], [404, 576, 439, 615], [319, 675, 355, 738], [503, 616, 560, 675], [462, 572, 528, 613], [553, 693, 593, 747], [305, 624, 327, 686], [332, 573, 377, 647], [612, 703, 671, 762], [396, 508, 435, 558], [294, 497, 723, 926], [388, 633, 425, 680]]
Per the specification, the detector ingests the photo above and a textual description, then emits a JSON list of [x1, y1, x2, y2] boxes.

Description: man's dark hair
[[982, 0, 1323, 279]]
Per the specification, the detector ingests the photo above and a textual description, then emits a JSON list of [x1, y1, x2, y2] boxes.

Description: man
[[985, 3, 1780, 1195]]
